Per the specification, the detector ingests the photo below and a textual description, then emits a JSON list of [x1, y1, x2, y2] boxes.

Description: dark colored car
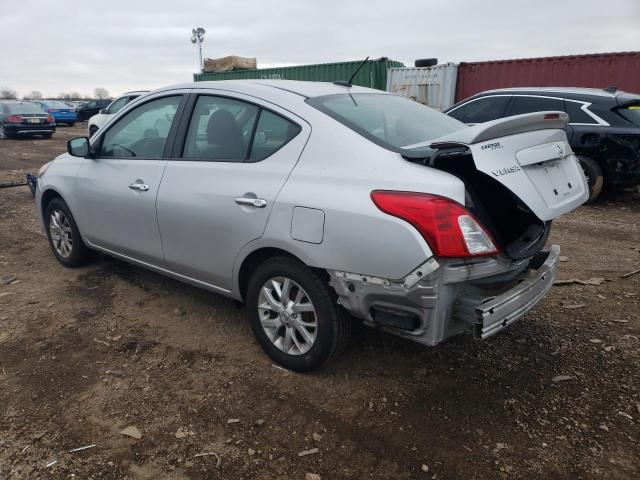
[[31, 100, 77, 126], [445, 87, 640, 201], [75, 99, 112, 121], [0, 101, 55, 139]]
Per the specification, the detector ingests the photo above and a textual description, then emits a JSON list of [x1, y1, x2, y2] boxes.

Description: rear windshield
[[45, 101, 72, 109], [307, 93, 465, 150], [6, 102, 46, 114], [617, 104, 640, 127]]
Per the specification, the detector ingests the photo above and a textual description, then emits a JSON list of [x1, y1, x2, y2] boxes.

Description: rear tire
[[246, 257, 351, 372], [67, 122, 75, 127], [42, 133, 53, 139], [577, 155, 604, 203], [44, 198, 92, 267], [0, 125, 11, 139]]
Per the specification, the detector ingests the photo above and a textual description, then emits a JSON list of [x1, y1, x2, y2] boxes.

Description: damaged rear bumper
[[329, 246, 560, 346], [456, 245, 559, 339]]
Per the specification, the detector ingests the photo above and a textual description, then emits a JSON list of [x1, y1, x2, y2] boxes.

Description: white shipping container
[[386, 63, 458, 111]]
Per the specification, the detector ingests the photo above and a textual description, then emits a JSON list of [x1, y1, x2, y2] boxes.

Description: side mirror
[[67, 137, 91, 158], [99, 108, 106, 114]]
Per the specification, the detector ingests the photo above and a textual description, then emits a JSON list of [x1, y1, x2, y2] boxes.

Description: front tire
[[246, 257, 350, 372], [44, 198, 92, 267], [578, 155, 604, 203], [67, 122, 76, 127]]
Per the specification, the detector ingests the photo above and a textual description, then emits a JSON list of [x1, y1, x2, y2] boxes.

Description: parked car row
[[35, 80, 588, 371], [0, 100, 56, 139]]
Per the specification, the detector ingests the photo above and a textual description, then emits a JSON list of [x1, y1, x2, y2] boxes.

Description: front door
[[76, 94, 184, 265], [156, 92, 310, 291]]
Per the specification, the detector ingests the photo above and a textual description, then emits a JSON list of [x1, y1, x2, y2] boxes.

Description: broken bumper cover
[[457, 245, 560, 339]]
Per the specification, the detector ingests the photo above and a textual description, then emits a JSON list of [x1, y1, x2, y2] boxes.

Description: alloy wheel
[[49, 209, 73, 258], [257, 277, 318, 355]]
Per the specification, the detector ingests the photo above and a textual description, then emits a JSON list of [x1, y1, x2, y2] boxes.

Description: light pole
[[190, 27, 206, 72]]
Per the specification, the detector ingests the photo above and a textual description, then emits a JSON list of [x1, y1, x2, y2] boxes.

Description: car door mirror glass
[[67, 137, 91, 157]]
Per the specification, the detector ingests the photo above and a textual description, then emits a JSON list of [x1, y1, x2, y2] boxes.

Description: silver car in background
[[35, 80, 588, 371]]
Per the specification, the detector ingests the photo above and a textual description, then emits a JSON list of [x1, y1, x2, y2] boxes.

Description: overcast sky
[[1, 0, 638, 98]]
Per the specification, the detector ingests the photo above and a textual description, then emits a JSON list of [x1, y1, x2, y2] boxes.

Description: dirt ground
[[1, 124, 639, 479]]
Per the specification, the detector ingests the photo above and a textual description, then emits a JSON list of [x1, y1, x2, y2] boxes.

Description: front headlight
[[38, 161, 53, 178]]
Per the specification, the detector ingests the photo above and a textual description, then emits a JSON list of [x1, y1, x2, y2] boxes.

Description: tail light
[[6, 115, 22, 123], [371, 191, 499, 258], [46, 115, 55, 123]]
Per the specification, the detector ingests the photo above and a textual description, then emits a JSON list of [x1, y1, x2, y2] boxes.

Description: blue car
[[32, 100, 77, 126]]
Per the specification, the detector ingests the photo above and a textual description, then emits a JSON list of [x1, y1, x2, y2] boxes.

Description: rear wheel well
[[238, 248, 310, 302]]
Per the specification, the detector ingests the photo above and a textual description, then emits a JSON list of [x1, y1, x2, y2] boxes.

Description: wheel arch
[[236, 246, 316, 302], [40, 187, 66, 215]]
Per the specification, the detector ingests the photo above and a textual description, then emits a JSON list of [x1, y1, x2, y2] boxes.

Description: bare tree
[[94, 87, 110, 99], [0, 87, 18, 99], [24, 90, 43, 100]]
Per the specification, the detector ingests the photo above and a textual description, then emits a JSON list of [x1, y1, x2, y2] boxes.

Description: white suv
[[87, 91, 148, 137]]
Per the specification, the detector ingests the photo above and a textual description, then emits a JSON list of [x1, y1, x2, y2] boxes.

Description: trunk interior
[[425, 148, 549, 260]]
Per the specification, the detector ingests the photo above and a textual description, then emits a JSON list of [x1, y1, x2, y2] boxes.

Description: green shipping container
[[193, 58, 405, 91]]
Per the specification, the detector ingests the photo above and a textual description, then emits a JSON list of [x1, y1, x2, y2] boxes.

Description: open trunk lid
[[425, 111, 589, 221]]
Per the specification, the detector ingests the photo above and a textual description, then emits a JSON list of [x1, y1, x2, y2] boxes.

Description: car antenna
[[603, 86, 617, 93], [333, 56, 370, 88]]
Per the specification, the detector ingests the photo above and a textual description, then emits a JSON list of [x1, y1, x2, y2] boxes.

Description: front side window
[[308, 93, 464, 150], [508, 96, 564, 116], [106, 96, 129, 114], [99, 96, 180, 159], [448, 96, 510, 124]]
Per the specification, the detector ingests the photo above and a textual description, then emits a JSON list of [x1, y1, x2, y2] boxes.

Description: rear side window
[[617, 104, 640, 127], [249, 110, 301, 162], [183, 96, 259, 161], [563, 101, 596, 124], [106, 96, 130, 114], [448, 96, 510, 124], [182, 95, 300, 162], [508, 96, 564, 116]]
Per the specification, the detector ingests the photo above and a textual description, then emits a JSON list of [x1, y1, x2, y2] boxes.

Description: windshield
[[7, 102, 46, 114], [307, 93, 465, 150], [617, 104, 640, 127]]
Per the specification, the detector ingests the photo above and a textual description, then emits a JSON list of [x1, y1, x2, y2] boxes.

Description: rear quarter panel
[[237, 112, 467, 282]]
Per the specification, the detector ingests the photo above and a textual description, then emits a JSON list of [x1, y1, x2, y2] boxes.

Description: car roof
[[120, 90, 149, 96], [156, 80, 386, 99], [473, 86, 640, 105]]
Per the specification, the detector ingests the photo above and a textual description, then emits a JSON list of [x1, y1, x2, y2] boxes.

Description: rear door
[[76, 92, 187, 264], [156, 90, 310, 291]]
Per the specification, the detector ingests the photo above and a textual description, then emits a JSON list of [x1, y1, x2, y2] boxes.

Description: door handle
[[129, 183, 150, 192], [235, 197, 267, 208]]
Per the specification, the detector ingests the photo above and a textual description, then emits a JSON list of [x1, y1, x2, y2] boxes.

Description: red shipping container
[[455, 51, 640, 101]]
